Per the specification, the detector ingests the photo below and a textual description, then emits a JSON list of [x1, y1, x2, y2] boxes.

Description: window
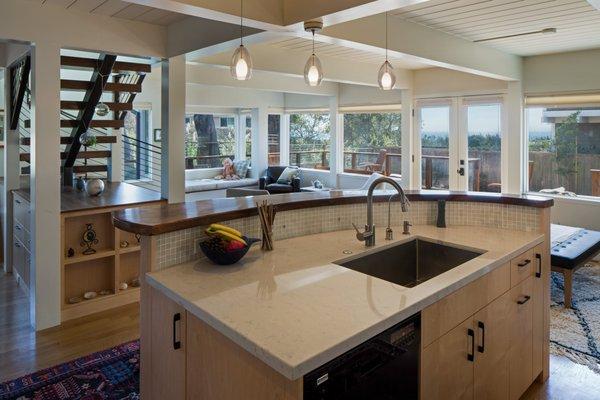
[[466, 103, 502, 192], [289, 113, 331, 170], [419, 106, 450, 190], [245, 115, 252, 162], [343, 113, 401, 175], [527, 106, 600, 198], [185, 113, 236, 169], [268, 114, 281, 166], [123, 109, 152, 181]]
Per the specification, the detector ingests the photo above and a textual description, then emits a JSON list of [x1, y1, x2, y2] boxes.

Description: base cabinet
[[421, 245, 547, 400]]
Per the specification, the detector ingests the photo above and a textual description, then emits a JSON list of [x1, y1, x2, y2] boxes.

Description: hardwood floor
[[1, 272, 600, 399], [0, 272, 139, 383]]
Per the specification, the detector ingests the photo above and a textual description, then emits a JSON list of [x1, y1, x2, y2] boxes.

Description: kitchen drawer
[[422, 262, 510, 348], [13, 220, 30, 251], [13, 236, 29, 286], [13, 194, 30, 230], [510, 247, 535, 287]]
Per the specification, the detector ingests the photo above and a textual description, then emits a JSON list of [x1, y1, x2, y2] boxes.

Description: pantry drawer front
[[510, 248, 535, 287], [13, 194, 30, 231], [14, 221, 30, 251]]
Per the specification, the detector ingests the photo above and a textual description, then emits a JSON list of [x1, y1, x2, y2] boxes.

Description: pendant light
[[378, 12, 396, 91], [303, 20, 324, 87], [230, 0, 253, 80]]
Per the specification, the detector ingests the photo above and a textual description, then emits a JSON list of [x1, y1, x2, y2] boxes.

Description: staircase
[[18, 53, 151, 182]]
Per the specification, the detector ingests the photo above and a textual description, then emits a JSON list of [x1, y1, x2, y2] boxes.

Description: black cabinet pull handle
[[15, 225, 21, 230], [535, 253, 542, 278], [173, 313, 181, 350], [15, 199, 21, 204], [518, 259, 531, 267], [477, 321, 485, 353], [517, 295, 531, 305], [467, 328, 475, 362]]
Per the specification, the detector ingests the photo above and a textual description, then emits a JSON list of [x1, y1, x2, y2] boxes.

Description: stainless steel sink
[[336, 239, 483, 288]]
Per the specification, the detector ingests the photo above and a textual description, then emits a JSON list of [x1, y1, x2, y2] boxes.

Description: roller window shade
[[525, 93, 600, 107]]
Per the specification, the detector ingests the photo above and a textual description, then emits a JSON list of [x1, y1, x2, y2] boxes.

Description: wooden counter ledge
[[113, 190, 553, 236]]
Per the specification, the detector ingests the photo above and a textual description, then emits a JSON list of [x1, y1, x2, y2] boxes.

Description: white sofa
[[185, 168, 258, 193]]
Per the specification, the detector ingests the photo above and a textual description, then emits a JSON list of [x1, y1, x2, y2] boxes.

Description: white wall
[[414, 67, 508, 98], [523, 49, 600, 95]]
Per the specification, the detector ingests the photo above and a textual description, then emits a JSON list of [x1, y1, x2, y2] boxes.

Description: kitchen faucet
[[352, 177, 410, 247]]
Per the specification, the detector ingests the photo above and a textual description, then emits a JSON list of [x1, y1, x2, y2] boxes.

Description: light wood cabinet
[[509, 277, 534, 400], [421, 243, 547, 400], [473, 291, 511, 400], [149, 286, 186, 400], [421, 319, 474, 400]]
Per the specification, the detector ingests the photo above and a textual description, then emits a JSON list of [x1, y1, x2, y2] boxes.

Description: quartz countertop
[[147, 225, 544, 380]]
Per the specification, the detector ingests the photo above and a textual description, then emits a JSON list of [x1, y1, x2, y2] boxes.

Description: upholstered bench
[[551, 224, 600, 308]]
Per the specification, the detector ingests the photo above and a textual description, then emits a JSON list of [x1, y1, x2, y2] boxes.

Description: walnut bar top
[[13, 182, 163, 213], [113, 190, 553, 236]]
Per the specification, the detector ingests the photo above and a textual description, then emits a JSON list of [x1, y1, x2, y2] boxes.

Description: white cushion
[[358, 173, 386, 190], [215, 178, 258, 189], [185, 179, 218, 193], [185, 168, 221, 181]]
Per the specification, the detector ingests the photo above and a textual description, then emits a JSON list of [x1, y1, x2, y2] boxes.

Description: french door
[[415, 96, 505, 192]]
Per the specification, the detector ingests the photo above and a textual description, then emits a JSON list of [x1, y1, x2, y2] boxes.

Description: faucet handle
[[352, 222, 372, 242], [402, 221, 412, 235]]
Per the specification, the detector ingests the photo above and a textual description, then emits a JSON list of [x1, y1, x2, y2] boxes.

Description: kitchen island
[[113, 190, 552, 399]]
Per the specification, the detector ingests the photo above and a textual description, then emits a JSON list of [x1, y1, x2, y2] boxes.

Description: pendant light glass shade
[[230, 45, 253, 81], [378, 60, 396, 91], [304, 54, 323, 86]]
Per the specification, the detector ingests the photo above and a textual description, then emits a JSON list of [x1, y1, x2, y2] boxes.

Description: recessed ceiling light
[[587, 0, 600, 11], [474, 28, 557, 43]]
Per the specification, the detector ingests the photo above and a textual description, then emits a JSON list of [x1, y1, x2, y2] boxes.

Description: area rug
[[551, 262, 600, 374], [0, 340, 140, 400]]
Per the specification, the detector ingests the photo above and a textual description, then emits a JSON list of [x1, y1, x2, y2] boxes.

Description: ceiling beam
[[322, 13, 523, 80]]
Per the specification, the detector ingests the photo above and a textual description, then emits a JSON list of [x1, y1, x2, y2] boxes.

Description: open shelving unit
[[61, 208, 145, 322]]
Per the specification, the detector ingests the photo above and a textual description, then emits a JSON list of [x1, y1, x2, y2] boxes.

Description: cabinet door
[[473, 291, 511, 400], [150, 288, 186, 400], [509, 277, 534, 400], [532, 243, 546, 379], [421, 319, 474, 400]]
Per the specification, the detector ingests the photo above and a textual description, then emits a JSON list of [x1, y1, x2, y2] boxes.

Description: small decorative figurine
[[74, 176, 85, 192], [67, 247, 75, 258], [80, 224, 99, 255], [120, 240, 129, 248], [312, 180, 323, 189], [119, 282, 128, 291], [135, 233, 141, 243], [83, 291, 97, 300], [130, 277, 141, 288]]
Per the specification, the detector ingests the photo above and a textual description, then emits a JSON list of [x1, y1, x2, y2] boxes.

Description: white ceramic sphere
[[85, 178, 105, 196]]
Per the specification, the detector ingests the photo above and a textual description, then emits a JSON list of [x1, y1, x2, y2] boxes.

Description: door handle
[[518, 259, 531, 267], [467, 328, 475, 362], [456, 167, 465, 176], [477, 321, 485, 353], [173, 313, 181, 350], [517, 295, 531, 305], [535, 253, 542, 278]]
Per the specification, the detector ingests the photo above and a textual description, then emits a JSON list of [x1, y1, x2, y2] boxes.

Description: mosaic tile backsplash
[[155, 201, 542, 270]]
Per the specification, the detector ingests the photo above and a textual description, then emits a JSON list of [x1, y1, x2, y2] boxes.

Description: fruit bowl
[[199, 236, 260, 265]]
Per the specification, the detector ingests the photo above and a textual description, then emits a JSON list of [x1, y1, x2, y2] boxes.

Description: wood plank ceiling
[[266, 37, 430, 69], [391, 0, 600, 56], [31, 0, 188, 26]]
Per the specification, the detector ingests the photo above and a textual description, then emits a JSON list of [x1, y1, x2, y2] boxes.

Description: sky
[[420, 105, 552, 135]]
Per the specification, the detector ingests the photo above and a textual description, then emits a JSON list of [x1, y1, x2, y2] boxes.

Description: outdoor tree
[[554, 111, 580, 189]]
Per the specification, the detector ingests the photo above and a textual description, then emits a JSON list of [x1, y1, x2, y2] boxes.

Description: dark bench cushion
[[551, 228, 600, 269]]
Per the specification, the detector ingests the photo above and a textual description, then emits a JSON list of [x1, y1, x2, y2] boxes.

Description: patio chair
[[359, 149, 387, 173]]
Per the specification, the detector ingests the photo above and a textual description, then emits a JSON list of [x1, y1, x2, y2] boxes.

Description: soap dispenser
[[436, 200, 446, 228]]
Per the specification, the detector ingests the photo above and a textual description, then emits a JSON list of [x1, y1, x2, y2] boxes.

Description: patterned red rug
[[0, 340, 140, 400]]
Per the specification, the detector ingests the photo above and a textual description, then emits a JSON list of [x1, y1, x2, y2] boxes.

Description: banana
[[208, 223, 242, 238], [206, 226, 247, 245]]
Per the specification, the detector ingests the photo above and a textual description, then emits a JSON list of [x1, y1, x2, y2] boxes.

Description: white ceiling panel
[[391, 0, 600, 56], [30, 0, 188, 26], [267, 37, 429, 69]]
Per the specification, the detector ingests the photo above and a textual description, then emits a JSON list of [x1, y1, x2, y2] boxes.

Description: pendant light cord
[[312, 29, 315, 56], [240, 0, 244, 46], [385, 11, 388, 61]]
